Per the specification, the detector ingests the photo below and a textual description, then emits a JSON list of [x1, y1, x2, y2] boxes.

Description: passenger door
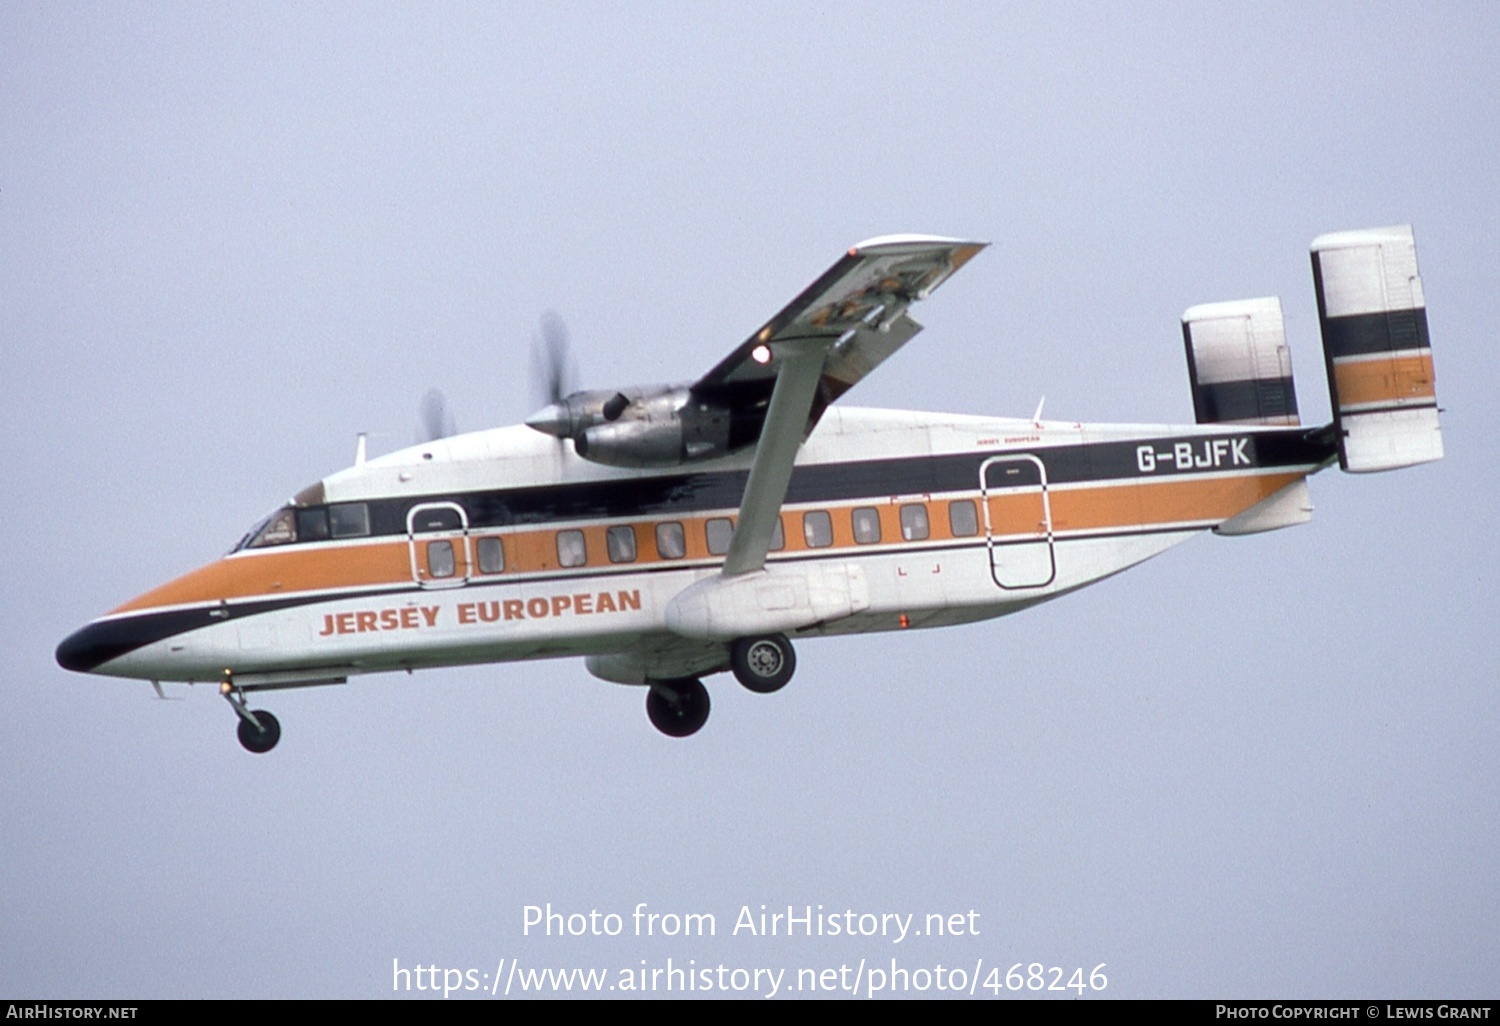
[[407, 502, 471, 588], [981, 455, 1056, 589]]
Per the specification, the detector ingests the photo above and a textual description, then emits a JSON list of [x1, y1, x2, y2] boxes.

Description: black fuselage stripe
[[55, 586, 402, 674], [293, 429, 1335, 542]]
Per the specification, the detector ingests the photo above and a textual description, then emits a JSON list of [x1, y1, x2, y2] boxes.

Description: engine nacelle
[[576, 418, 686, 467], [527, 384, 737, 468]]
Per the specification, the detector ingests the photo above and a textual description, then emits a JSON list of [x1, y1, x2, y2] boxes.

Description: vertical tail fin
[[1311, 225, 1442, 472], [1182, 297, 1300, 426]]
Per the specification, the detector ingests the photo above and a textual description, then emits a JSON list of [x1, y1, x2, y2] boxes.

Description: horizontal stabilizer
[[1182, 297, 1299, 426], [1311, 225, 1442, 472]]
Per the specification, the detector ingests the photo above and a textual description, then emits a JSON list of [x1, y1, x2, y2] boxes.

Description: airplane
[[55, 227, 1442, 752]]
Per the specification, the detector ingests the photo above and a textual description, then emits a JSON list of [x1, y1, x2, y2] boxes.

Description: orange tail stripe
[[1334, 353, 1436, 408]]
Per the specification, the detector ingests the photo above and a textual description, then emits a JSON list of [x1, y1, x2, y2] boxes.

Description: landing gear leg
[[730, 634, 796, 693], [645, 677, 710, 738], [221, 673, 281, 754]]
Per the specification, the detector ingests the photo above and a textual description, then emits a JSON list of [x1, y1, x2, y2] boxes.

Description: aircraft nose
[[56, 620, 127, 674]]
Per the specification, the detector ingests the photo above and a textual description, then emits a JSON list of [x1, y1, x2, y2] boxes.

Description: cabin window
[[949, 499, 979, 537], [476, 536, 505, 574], [656, 522, 686, 560], [607, 525, 637, 563], [851, 507, 882, 544], [770, 517, 785, 552], [296, 508, 330, 542], [329, 502, 371, 539], [803, 510, 833, 548], [427, 540, 456, 578], [247, 508, 297, 548], [706, 518, 735, 556], [900, 503, 930, 541], [557, 530, 587, 568]]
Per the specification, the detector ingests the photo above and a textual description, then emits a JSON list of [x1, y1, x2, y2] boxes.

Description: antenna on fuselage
[[354, 432, 368, 467], [1032, 395, 1046, 426]]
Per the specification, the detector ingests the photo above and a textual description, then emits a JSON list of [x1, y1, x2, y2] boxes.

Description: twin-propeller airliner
[[56, 227, 1441, 751]]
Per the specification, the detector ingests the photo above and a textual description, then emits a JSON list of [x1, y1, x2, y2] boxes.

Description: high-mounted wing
[[525, 235, 985, 472], [690, 235, 988, 430], [714, 235, 987, 576]]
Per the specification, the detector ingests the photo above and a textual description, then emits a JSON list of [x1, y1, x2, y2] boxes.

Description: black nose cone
[[58, 607, 204, 675], [57, 621, 124, 674]]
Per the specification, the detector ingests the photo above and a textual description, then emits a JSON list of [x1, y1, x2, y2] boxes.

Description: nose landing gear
[[236, 710, 281, 753], [221, 674, 281, 754]]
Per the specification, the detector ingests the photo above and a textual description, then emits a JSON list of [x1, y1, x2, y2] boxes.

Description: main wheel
[[236, 710, 281, 753], [730, 634, 796, 693], [645, 678, 710, 738]]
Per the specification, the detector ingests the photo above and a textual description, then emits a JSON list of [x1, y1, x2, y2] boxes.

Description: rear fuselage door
[[407, 502, 471, 588], [981, 455, 1056, 589]]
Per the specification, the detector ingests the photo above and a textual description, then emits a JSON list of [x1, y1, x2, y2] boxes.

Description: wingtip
[[1310, 224, 1414, 251], [850, 233, 989, 253]]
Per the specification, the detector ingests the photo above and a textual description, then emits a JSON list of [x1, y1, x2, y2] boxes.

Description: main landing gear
[[730, 633, 796, 694], [221, 674, 281, 754], [646, 678, 711, 738], [642, 634, 799, 738]]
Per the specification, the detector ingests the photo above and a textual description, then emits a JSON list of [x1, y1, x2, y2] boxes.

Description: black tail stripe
[[1321, 309, 1431, 358], [1191, 378, 1299, 424]]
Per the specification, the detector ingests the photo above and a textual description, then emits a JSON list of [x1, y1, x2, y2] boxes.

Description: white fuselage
[[71, 407, 1328, 689]]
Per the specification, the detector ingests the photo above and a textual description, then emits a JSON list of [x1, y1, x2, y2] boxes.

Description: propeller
[[526, 311, 582, 438], [416, 388, 457, 443], [523, 311, 634, 441], [533, 311, 578, 408]]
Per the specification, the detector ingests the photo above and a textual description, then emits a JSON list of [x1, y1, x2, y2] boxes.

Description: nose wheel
[[221, 674, 282, 754], [645, 677, 710, 738], [236, 710, 281, 753]]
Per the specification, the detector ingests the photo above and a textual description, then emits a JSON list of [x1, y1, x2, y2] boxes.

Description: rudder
[[1311, 225, 1442, 472], [1182, 296, 1300, 426]]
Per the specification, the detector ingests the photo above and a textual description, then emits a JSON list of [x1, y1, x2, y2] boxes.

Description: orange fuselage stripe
[[111, 470, 1305, 614], [1047, 471, 1300, 532]]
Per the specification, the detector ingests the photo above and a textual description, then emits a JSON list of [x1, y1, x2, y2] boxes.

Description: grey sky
[[2, 2, 1496, 998]]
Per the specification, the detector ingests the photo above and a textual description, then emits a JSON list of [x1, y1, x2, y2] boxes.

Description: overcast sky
[[3, 1, 1496, 999]]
